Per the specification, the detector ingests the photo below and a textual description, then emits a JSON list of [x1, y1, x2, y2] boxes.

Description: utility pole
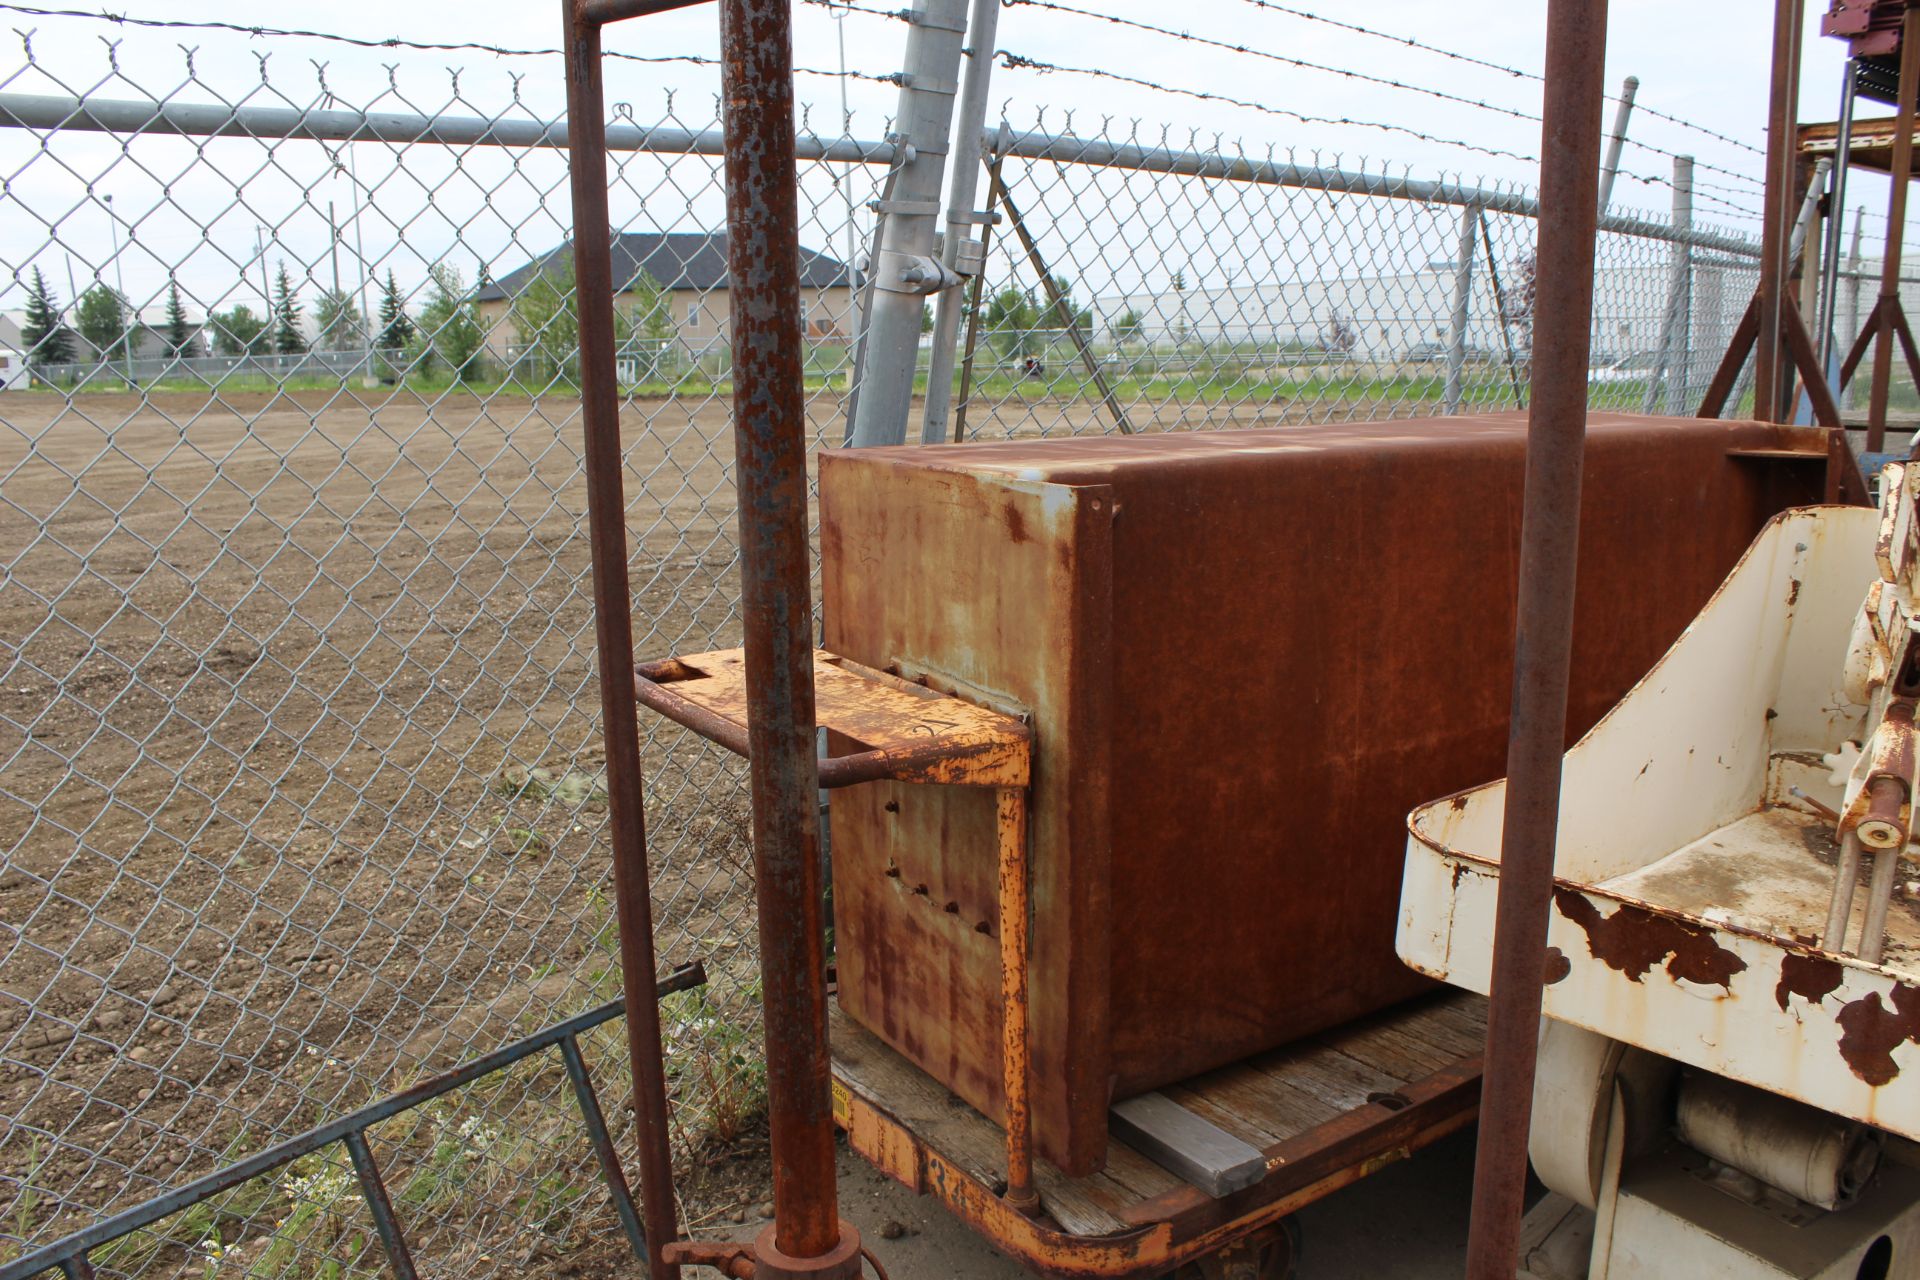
[[328, 201, 343, 353], [256, 226, 271, 310], [104, 193, 131, 381]]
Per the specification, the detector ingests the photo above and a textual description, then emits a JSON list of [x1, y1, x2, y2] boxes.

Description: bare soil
[[0, 387, 777, 1274]]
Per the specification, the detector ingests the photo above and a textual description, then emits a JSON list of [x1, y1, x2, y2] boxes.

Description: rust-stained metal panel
[[822, 465, 1115, 1176], [820, 412, 1826, 1176]]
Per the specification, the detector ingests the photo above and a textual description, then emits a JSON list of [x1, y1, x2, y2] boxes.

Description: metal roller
[[1675, 1072, 1882, 1210]]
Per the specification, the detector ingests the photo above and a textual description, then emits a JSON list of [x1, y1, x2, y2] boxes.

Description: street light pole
[[104, 194, 131, 384]]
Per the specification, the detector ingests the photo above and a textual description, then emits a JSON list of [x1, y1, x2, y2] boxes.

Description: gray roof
[[476, 232, 850, 302]]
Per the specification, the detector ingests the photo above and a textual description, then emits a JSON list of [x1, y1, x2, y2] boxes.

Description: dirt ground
[[0, 383, 1422, 1276], [0, 386, 781, 1273]]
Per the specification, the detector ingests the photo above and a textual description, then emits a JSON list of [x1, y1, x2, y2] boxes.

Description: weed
[[661, 981, 768, 1145], [11, 1137, 42, 1246], [502, 827, 547, 856], [492, 765, 609, 808], [248, 1154, 369, 1280]]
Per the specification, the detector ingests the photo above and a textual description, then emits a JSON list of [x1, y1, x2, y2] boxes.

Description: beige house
[[475, 231, 854, 359]]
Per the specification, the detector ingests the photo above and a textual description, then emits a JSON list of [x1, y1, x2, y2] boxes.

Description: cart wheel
[[1164, 1218, 1299, 1280]]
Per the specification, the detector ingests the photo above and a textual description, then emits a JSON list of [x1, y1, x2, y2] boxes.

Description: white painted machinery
[[1397, 476, 1920, 1278]]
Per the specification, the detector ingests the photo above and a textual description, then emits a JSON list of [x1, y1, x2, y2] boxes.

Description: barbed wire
[[1229, 0, 1769, 161], [1004, 0, 1542, 126], [996, 47, 1767, 214], [995, 50, 1548, 168], [0, 4, 906, 82], [1619, 137, 1766, 192], [801, 0, 912, 19], [1689, 174, 1769, 202], [1006, 0, 1769, 201]]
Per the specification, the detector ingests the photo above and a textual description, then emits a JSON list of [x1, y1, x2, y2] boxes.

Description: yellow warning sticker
[[831, 1078, 852, 1127]]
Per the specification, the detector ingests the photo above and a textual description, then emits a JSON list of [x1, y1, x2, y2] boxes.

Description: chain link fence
[[0, 20, 1780, 1280]]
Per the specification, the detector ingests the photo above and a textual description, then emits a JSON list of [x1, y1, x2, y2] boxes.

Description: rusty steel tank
[[817, 411, 1829, 1176]]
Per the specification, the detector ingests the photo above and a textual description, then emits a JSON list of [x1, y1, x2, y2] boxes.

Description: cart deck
[[828, 990, 1486, 1277]]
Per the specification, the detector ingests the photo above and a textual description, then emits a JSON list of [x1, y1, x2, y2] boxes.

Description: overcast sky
[[0, 1, 1897, 317]]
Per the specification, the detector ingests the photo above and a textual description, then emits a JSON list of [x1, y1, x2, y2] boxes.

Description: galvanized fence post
[[1845, 207, 1865, 412], [845, 0, 973, 448], [1443, 202, 1482, 415], [1595, 75, 1638, 219], [920, 0, 1002, 445], [1644, 154, 1693, 414], [1817, 58, 1858, 373], [1670, 155, 1695, 413]]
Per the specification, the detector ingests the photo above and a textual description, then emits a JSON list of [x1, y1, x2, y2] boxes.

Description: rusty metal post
[[1464, 0, 1609, 1275], [560, 5, 683, 1276], [995, 787, 1037, 1212], [1869, 4, 1920, 452], [713, 0, 855, 1267], [1755, 0, 1804, 424]]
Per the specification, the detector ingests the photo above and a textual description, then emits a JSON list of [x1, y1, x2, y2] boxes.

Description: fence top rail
[[0, 92, 901, 164], [984, 126, 1766, 260], [0, 92, 1760, 257]]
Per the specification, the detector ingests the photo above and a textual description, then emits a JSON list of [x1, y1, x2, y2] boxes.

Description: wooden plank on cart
[[1111, 1092, 1269, 1198]]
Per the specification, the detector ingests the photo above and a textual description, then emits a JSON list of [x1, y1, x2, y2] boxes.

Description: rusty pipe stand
[[1464, 0, 1610, 1275], [562, 0, 866, 1273]]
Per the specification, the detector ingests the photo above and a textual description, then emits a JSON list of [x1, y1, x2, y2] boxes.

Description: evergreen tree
[[272, 263, 305, 355], [20, 267, 73, 366], [163, 281, 195, 356], [377, 271, 414, 353]]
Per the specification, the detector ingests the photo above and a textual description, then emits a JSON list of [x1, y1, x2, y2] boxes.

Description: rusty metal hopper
[[817, 411, 1828, 1176]]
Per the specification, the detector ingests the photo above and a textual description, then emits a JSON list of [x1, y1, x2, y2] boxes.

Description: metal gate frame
[[0, 966, 705, 1280]]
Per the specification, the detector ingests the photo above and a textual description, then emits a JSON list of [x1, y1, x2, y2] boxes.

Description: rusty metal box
[[819, 412, 1826, 1176]]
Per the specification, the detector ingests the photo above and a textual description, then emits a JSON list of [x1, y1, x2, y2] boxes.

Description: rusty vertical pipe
[[996, 787, 1037, 1213], [560, 6, 682, 1277], [1755, 0, 1804, 424], [1464, 1, 1610, 1276], [713, 0, 845, 1260], [1869, 4, 1920, 452]]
